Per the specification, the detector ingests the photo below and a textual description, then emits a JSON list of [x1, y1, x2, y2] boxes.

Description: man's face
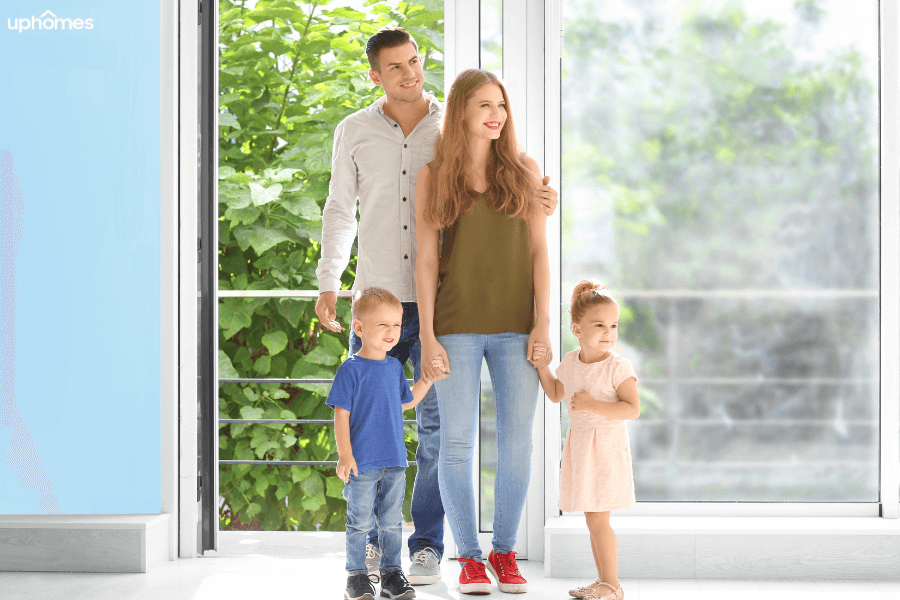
[[369, 42, 425, 104]]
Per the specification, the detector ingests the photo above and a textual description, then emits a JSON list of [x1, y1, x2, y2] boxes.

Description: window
[[560, 0, 880, 503], [216, 0, 446, 531]]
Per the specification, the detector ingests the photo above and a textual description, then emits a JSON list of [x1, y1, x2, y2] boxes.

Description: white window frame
[[537, 0, 900, 527]]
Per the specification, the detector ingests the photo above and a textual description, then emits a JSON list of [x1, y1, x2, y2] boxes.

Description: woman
[[415, 69, 552, 595]]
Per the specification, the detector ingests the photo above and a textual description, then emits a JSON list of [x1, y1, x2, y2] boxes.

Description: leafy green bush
[[217, 0, 444, 531]]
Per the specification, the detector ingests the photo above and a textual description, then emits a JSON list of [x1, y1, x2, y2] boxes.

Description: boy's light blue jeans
[[343, 466, 406, 575], [433, 332, 540, 561]]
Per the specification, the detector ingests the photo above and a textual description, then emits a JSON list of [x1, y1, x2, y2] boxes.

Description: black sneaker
[[345, 573, 378, 600], [379, 569, 416, 599]]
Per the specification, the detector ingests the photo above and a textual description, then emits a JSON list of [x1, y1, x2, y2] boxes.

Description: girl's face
[[573, 302, 620, 359], [463, 83, 507, 141]]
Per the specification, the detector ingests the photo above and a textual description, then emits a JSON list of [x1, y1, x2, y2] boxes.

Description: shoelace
[[460, 559, 485, 581], [411, 548, 435, 566], [495, 551, 522, 576]]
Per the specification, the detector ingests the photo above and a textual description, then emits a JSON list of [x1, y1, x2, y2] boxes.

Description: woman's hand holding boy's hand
[[336, 454, 358, 483], [421, 336, 450, 381], [426, 356, 449, 382]]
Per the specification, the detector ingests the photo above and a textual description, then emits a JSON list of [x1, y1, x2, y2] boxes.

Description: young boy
[[328, 287, 447, 600]]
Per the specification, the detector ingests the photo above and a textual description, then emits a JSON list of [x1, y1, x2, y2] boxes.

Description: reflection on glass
[[481, 0, 503, 75], [561, 0, 879, 502]]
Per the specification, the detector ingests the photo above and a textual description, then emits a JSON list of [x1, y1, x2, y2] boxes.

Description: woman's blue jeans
[[433, 333, 540, 561]]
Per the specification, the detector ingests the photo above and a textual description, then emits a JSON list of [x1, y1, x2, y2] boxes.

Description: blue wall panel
[[0, 1, 161, 514]]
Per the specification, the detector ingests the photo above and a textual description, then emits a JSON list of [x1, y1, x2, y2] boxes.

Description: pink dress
[[557, 349, 636, 512]]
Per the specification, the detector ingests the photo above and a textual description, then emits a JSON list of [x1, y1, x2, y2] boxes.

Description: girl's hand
[[421, 336, 450, 381], [527, 325, 552, 368], [336, 454, 358, 483], [569, 391, 599, 413], [531, 341, 549, 365]]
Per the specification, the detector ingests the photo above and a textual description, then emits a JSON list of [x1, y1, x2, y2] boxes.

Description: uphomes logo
[[8, 10, 94, 33]]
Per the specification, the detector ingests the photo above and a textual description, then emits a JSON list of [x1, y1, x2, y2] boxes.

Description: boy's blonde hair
[[569, 279, 618, 323], [352, 287, 403, 321]]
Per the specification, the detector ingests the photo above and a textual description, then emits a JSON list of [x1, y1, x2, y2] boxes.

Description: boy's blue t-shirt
[[326, 354, 413, 473]]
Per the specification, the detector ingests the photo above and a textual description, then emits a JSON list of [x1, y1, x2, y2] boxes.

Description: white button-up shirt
[[316, 95, 443, 302]]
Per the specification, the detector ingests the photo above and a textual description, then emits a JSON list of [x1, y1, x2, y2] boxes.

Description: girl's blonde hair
[[424, 69, 536, 228], [569, 280, 618, 324]]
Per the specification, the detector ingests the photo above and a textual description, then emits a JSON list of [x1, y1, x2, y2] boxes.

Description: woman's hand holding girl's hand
[[527, 326, 553, 368], [569, 391, 600, 413], [531, 341, 549, 366], [421, 336, 451, 381]]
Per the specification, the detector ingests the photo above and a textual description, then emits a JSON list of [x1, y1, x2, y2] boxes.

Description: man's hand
[[336, 454, 358, 483], [315, 291, 342, 332], [537, 175, 559, 216]]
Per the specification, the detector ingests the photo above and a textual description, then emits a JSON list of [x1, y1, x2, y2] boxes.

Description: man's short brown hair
[[352, 287, 403, 321], [365, 27, 419, 73]]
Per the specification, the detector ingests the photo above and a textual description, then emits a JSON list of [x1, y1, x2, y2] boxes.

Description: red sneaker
[[486, 550, 528, 593], [458, 558, 492, 594]]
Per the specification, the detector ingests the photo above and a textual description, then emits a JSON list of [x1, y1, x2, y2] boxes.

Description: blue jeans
[[344, 466, 406, 575], [350, 302, 444, 559], [433, 333, 540, 561]]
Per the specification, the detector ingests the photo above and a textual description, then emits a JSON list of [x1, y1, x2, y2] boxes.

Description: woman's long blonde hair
[[424, 69, 536, 228]]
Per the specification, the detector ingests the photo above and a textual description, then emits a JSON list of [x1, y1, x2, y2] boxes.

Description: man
[[315, 27, 558, 587]]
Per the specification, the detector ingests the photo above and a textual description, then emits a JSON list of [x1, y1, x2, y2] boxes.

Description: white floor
[[1, 531, 898, 600]]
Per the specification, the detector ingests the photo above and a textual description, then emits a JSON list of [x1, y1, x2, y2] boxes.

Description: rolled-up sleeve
[[316, 119, 359, 294]]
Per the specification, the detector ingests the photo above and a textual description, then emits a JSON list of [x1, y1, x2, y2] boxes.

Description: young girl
[[532, 281, 640, 600]]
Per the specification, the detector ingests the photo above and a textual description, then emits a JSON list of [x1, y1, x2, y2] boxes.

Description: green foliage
[[217, 0, 444, 531]]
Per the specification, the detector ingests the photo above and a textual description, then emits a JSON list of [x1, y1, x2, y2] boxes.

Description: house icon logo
[[7, 10, 94, 32]]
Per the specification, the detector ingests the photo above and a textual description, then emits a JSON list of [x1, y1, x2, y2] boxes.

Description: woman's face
[[463, 83, 507, 141]]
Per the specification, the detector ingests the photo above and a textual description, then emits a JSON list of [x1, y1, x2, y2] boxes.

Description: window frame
[[540, 0, 900, 521]]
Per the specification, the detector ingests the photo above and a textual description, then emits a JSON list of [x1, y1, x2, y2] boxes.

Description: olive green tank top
[[433, 192, 534, 336]]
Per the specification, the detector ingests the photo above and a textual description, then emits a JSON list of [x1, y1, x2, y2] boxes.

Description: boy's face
[[353, 304, 403, 355]]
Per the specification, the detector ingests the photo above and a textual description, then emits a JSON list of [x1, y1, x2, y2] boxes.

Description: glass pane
[[481, 0, 504, 75], [561, 0, 879, 502], [480, 362, 497, 531], [217, 0, 446, 530]]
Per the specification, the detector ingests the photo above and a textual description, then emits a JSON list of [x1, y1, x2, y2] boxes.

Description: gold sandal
[[584, 581, 624, 600], [568, 578, 602, 598]]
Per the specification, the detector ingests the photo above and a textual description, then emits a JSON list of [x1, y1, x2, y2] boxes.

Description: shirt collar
[[374, 94, 442, 118]]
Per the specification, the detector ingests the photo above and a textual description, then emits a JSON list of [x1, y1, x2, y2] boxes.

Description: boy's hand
[[336, 454, 358, 483], [429, 356, 449, 381], [569, 391, 599, 413]]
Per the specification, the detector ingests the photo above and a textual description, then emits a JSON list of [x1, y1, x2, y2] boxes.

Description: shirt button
[[404, 255, 409, 259], [402, 170, 406, 175], [394, 124, 398, 128], [403, 197, 407, 201], [403, 225, 408, 230], [404, 144, 408, 148]]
